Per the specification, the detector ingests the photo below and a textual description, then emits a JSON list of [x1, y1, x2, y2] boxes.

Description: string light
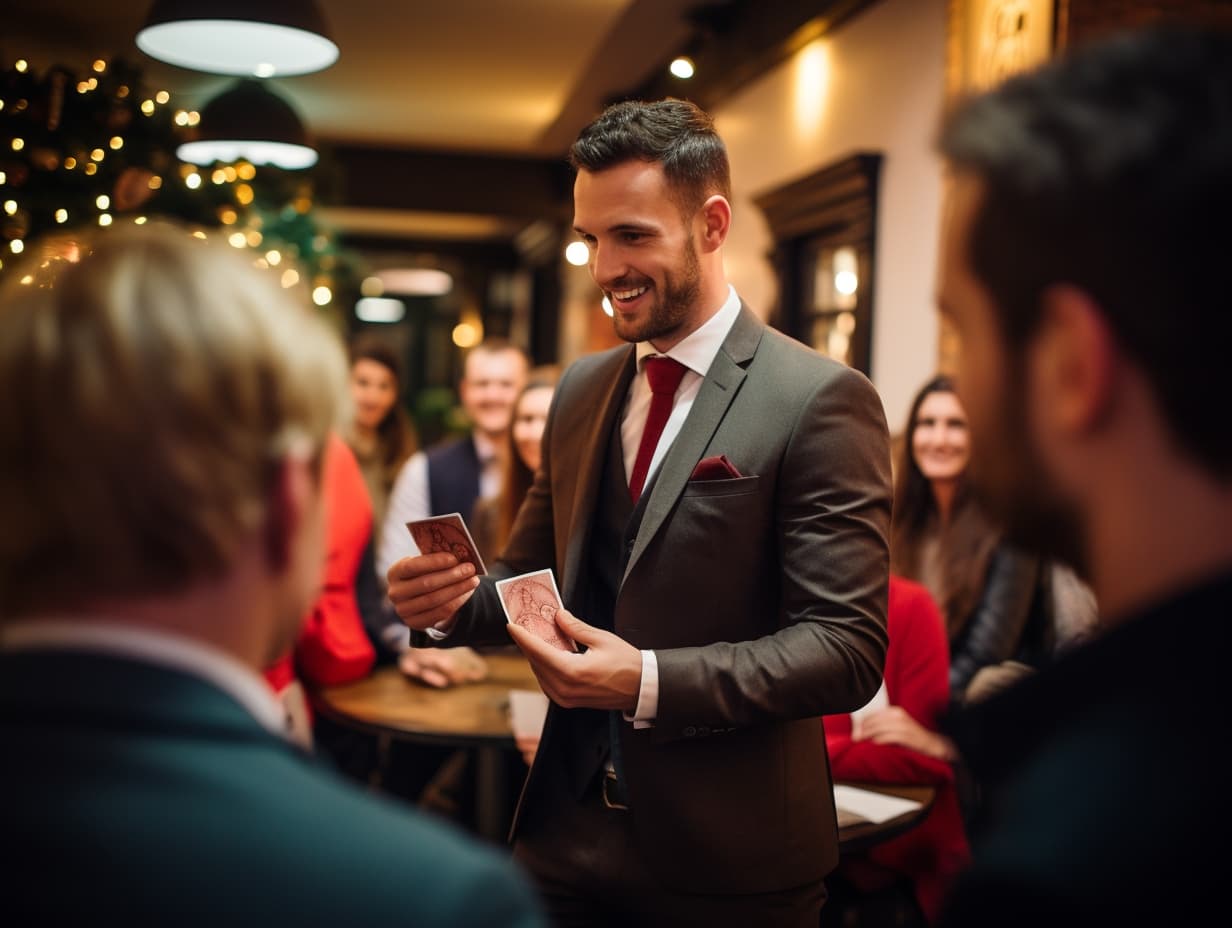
[[55, 209, 68, 223], [155, 90, 170, 104], [281, 269, 299, 288], [95, 194, 110, 210], [92, 59, 106, 74], [312, 285, 332, 306], [98, 213, 112, 226], [3, 200, 16, 216], [11, 138, 24, 151], [10, 240, 24, 254], [109, 136, 123, 150], [15, 60, 28, 73], [184, 172, 201, 189]]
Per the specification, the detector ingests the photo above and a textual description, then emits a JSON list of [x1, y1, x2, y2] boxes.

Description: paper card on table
[[832, 784, 924, 824], [508, 689, 549, 739], [405, 512, 486, 575], [495, 568, 576, 652]]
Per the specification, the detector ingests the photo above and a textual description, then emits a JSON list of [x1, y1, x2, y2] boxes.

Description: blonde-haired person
[[0, 221, 544, 927]]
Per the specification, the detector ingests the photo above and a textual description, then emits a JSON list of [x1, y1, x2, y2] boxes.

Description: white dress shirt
[[622, 285, 743, 726], [0, 619, 291, 739], [377, 432, 501, 651]]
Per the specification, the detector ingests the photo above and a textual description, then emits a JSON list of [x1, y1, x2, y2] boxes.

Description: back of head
[[0, 221, 346, 617], [937, 23, 1232, 478], [569, 98, 732, 213]]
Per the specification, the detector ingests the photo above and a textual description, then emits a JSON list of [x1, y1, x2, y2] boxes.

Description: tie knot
[[644, 355, 687, 396]]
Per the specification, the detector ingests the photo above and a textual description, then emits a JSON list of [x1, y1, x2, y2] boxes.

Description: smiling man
[[387, 98, 892, 926], [932, 24, 1232, 926]]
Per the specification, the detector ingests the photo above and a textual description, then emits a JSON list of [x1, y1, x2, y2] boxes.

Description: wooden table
[[316, 657, 936, 854], [834, 782, 936, 855], [312, 652, 540, 842]]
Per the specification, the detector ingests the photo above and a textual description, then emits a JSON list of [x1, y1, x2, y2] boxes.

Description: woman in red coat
[[265, 433, 376, 743], [824, 575, 970, 923]]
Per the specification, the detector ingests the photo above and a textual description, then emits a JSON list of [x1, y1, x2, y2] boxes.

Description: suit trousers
[[512, 778, 828, 928]]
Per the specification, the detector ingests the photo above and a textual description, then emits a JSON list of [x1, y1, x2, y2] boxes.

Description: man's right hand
[[386, 552, 480, 631]]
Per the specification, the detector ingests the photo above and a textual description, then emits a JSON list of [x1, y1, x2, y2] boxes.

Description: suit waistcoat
[[426, 435, 481, 523]]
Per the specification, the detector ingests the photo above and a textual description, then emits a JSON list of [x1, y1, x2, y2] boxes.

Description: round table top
[[312, 651, 542, 749]]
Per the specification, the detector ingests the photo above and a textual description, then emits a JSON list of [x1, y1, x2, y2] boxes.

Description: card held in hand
[[405, 512, 487, 575], [495, 568, 576, 652]]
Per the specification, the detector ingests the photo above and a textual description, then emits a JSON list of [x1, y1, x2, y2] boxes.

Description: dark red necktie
[[628, 356, 687, 501]]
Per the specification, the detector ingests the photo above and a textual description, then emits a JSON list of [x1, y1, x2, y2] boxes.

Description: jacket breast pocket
[[681, 474, 760, 499]]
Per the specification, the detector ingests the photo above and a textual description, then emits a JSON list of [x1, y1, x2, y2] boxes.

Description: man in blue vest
[[374, 337, 529, 676]]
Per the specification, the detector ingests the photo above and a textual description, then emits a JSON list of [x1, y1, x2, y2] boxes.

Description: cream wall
[[714, 0, 948, 432]]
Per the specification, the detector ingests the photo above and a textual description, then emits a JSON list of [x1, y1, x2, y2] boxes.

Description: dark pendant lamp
[[137, 0, 339, 77], [177, 79, 318, 169]]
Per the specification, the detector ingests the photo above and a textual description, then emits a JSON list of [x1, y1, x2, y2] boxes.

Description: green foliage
[[0, 55, 362, 307]]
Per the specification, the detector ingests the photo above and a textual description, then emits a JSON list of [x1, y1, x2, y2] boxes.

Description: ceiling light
[[670, 56, 695, 79], [355, 297, 406, 323], [176, 79, 317, 170], [136, 0, 339, 76], [376, 268, 453, 297]]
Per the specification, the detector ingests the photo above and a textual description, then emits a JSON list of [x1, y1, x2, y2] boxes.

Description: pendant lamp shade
[[137, 0, 339, 77], [177, 79, 318, 170]]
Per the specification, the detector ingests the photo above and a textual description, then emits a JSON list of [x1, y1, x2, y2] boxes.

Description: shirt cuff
[[423, 614, 458, 641], [624, 649, 658, 729]]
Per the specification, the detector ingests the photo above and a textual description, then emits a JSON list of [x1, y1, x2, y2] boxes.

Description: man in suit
[[931, 25, 1232, 925], [0, 222, 545, 927], [388, 99, 892, 926], [375, 337, 528, 681]]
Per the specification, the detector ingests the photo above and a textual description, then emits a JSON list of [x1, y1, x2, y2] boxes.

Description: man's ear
[[697, 195, 731, 252], [1034, 284, 1117, 434], [264, 454, 317, 571]]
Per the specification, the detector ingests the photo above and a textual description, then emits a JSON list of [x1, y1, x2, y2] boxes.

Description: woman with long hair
[[891, 375, 1051, 700], [345, 334, 419, 527]]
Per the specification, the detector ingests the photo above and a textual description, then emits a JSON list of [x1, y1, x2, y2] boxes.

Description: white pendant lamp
[[137, 0, 339, 77], [177, 79, 318, 170]]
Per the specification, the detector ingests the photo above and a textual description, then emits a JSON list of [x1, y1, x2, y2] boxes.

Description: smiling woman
[[890, 374, 1053, 701]]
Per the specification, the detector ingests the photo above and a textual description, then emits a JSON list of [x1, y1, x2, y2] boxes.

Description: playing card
[[495, 568, 576, 652], [405, 512, 487, 575]]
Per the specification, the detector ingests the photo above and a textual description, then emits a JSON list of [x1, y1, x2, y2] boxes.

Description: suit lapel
[[561, 347, 637, 602], [623, 304, 764, 584]]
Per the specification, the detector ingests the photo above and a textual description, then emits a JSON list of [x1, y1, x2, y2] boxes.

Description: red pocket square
[[690, 454, 743, 481]]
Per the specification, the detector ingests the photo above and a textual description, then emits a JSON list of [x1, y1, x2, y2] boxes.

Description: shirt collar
[[635, 284, 742, 377], [0, 619, 291, 740]]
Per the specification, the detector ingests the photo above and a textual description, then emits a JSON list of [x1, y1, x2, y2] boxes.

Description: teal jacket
[[0, 649, 545, 927]]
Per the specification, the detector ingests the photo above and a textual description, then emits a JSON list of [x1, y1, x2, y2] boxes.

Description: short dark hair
[[569, 98, 731, 214], [938, 24, 1232, 478]]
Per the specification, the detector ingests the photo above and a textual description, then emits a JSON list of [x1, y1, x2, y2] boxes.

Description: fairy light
[[90, 148, 104, 162], [281, 269, 299, 288], [265, 250, 282, 266], [155, 91, 170, 104], [63, 157, 76, 170], [141, 99, 155, 115], [11, 138, 24, 151], [55, 209, 68, 223], [109, 136, 123, 150], [184, 172, 201, 190], [83, 162, 97, 175], [211, 168, 227, 185], [147, 175, 162, 190], [312, 285, 332, 306], [10, 240, 24, 254], [228, 232, 247, 248], [95, 194, 110, 210], [15, 60, 28, 73], [3, 200, 16, 216], [92, 59, 106, 74], [98, 213, 112, 227]]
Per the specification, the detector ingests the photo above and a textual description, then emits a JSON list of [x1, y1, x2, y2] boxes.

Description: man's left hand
[[507, 608, 642, 713]]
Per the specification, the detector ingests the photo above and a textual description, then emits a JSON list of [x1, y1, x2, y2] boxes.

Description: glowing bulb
[[98, 213, 112, 227], [55, 209, 67, 223], [90, 148, 104, 162], [15, 59, 28, 73], [3, 200, 16, 215], [12, 138, 25, 151], [92, 59, 106, 73], [312, 286, 332, 306], [565, 241, 590, 266], [10, 239, 24, 254], [109, 136, 123, 150], [265, 250, 282, 266], [185, 172, 202, 190], [670, 57, 695, 79], [228, 232, 247, 248], [95, 194, 110, 210], [834, 269, 858, 295], [141, 100, 155, 115], [281, 269, 299, 288], [452, 322, 481, 348], [155, 91, 170, 104]]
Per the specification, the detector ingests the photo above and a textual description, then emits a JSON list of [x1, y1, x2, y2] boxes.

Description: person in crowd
[[472, 365, 561, 559], [345, 333, 419, 530], [374, 337, 528, 685], [388, 98, 891, 926], [0, 221, 545, 927], [891, 375, 1052, 700], [264, 432, 377, 748], [932, 24, 1232, 924], [823, 576, 970, 925]]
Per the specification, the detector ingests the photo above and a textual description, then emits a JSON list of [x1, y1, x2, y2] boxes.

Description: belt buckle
[[602, 770, 629, 811]]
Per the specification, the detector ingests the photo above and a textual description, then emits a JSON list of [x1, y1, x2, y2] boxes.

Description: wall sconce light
[[177, 79, 318, 170], [137, 0, 339, 77]]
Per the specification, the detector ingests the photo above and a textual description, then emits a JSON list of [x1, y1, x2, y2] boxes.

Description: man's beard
[[969, 372, 1090, 580], [612, 235, 701, 344]]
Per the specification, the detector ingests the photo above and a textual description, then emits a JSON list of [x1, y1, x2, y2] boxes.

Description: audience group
[[2, 20, 1228, 928]]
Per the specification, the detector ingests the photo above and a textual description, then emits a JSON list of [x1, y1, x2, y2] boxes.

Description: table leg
[[474, 745, 506, 843]]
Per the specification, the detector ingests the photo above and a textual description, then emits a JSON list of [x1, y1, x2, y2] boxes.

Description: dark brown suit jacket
[[441, 305, 891, 893]]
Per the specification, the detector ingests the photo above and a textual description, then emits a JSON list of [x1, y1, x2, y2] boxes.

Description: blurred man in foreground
[[934, 24, 1232, 925], [0, 222, 544, 927]]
